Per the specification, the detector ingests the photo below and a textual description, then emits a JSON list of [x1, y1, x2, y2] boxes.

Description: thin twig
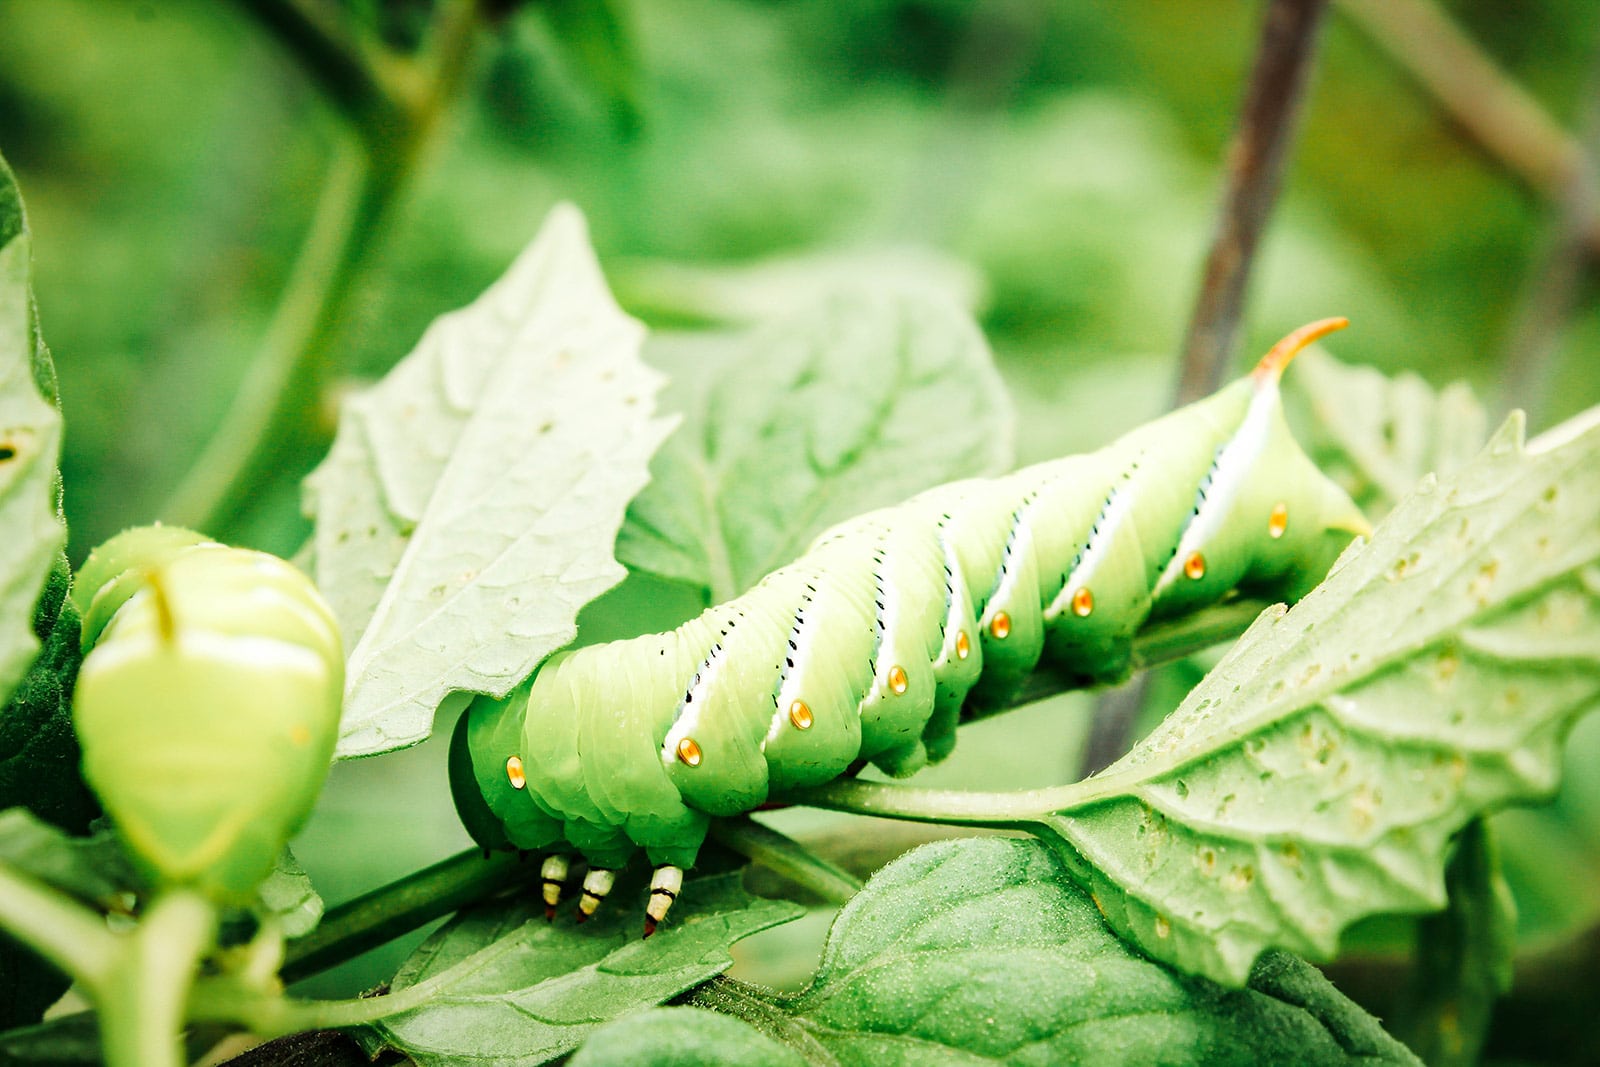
[[1338, 0, 1600, 251], [1084, 0, 1332, 775], [1175, 0, 1333, 406], [163, 141, 394, 534], [233, 0, 418, 142], [167, 2, 484, 536]]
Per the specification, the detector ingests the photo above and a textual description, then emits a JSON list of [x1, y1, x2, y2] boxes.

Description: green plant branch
[[232, 0, 418, 143], [1337, 0, 1600, 250], [168, 1, 485, 537], [709, 816, 862, 905], [191, 913, 528, 1036], [163, 140, 395, 535], [281, 846, 522, 984], [0, 862, 118, 996], [96, 890, 216, 1067]]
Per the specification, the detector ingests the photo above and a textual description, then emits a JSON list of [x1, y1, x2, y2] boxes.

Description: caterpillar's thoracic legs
[[574, 867, 616, 922], [643, 865, 684, 938], [540, 854, 570, 921]]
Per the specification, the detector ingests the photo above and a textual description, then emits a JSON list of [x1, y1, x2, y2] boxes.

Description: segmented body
[[450, 320, 1368, 929]]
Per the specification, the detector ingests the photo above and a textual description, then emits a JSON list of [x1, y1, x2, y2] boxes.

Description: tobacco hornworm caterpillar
[[70, 526, 344, 902], [450, 319, 1371, 934]]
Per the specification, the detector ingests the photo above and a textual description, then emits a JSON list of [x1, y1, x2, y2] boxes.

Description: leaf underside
[[304, 204, 676, 758], [1042, 408, 1600, 986]]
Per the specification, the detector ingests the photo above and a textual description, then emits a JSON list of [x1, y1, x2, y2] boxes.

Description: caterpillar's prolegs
[[574, 867, 616, 922], [536, 857, 684, 935], [540, 854, 569, 920], [643, 865, 684, 938]]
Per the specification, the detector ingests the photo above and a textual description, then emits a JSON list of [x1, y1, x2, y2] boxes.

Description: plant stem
[[794, 599, 1279, 825], [169, 1, 485, 538], [164, 139, 398, 536], [1176, 0, 1332, 405], [0, 862, 117, 995], [192, 916, 526, 1035], [1337, 0, 1600, 249], [281, 846, 522, 984], [710, 817, 862, 905], [233, 0, 419, 142], [97, 890, 216, 1067]]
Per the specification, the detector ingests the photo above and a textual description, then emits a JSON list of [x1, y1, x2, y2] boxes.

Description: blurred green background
[[4, 0, 1599, 1026]]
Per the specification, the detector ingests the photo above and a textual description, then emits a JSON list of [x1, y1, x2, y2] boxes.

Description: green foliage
[[1038, 410, 1600, 985], [353, 870, 801, 1065], [567, 1007, 808, 1067], [2, 4, 1600, 1065], [1391, 820, 1516, 1067], [0, 151, 65, 709], [0, 151, 91, 1035], [577, 838, 1419, 1066], [617, 290, 1014, 601], [304, 205, 675, 757]]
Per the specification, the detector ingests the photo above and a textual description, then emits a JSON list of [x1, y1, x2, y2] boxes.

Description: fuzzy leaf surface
[[606, 839, 1414, 1066], [352, 870, 801, 1066], [1042, 407, 1600, 985], [304, 204, 675, 757], [567, 1007, 809, 1067], [0, 153, 66, 710], [617, 291, 1013, 602]]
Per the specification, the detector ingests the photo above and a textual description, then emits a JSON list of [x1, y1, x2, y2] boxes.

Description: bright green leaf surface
[[617, 291, 1013, 601], [304, 204, 676, 757], [353, 870, 801, 1066], [0, 153, 66, 710], [568, 1006, 809, 1067], [1043, 407, 1600, 986], [1283, 346, 1487, 517], [659, 838, 1415, 1066]]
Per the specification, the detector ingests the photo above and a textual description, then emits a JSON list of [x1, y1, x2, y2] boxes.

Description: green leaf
[[304, 204, 675, 757], [0, 811, 132, 908], [568, 1007, 808, 1067], [0, 809, 126, 1031], [617, 291, 1013, 602], [1039, 406, 1600, 986], [0, 152, 67, 710], [1282, 346, 1488, 517], [614, 246, 986, 327], [655, 838, 1416, 1065], [351, 870, 801, 1066]]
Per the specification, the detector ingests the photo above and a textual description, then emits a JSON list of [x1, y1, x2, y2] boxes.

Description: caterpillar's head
[[448, 690, 518, 853]]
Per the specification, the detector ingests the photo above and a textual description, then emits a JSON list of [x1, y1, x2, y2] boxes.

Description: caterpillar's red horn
[[1254, 317, 1349, 383]]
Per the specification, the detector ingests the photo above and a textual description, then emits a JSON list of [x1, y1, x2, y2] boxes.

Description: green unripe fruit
[[71, 527, 344, 902]]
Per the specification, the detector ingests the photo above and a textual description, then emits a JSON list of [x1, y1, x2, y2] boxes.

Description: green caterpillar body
[[451, 320, 1369, 924], [71, 526, 344, 902]]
